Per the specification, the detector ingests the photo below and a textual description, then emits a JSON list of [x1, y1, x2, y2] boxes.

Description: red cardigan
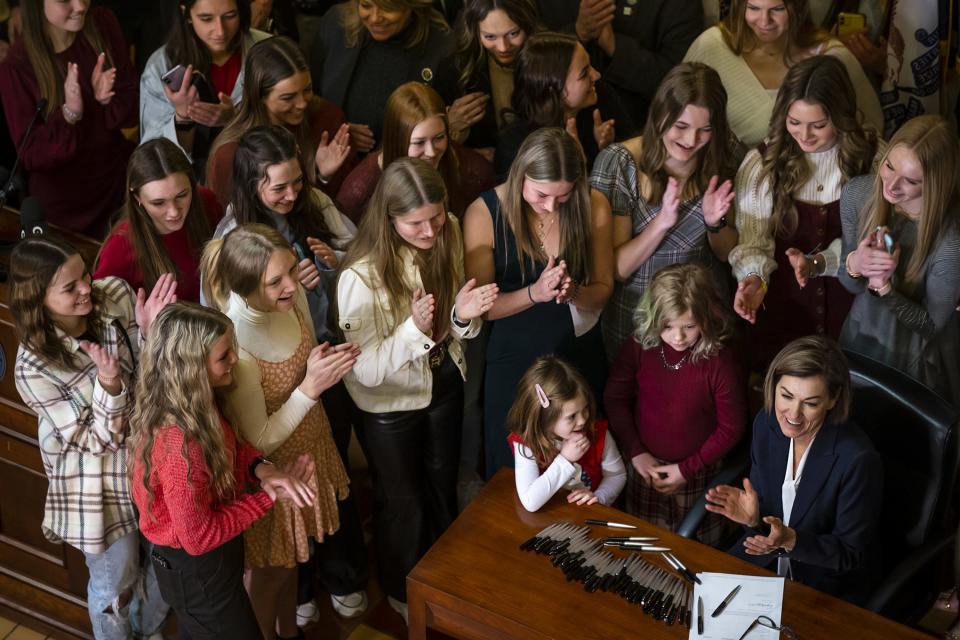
[[133, 414, 273, 556], [0, 7, 138, 238], [94, 187, 223, 303], [604, 339, 747, 480], [206, 96, 355, 209]]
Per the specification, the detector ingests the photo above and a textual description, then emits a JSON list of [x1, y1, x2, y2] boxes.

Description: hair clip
[[534, 383, 550, 408]]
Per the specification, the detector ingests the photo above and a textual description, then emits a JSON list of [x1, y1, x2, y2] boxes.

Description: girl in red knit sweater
[[130, 302, 315, 640], [604, 263, 747, 546], [508, 355, 626, 513]]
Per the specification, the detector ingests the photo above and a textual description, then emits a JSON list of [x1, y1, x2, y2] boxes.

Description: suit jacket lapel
[[787, 422, 839, 527], [764, 416, 789, 520]]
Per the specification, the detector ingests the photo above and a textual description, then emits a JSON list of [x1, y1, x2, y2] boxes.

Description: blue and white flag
[[880, 0, 941, 137]]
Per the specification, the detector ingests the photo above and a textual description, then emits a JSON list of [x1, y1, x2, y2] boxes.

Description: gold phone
[[837, 12, 866, 37]]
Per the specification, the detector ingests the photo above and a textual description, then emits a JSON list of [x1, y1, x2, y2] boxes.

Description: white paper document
[[688, 572, 785, 640]]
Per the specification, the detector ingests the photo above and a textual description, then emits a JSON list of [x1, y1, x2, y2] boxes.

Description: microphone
[[19, 197, 47, 239], [0, 97, 49, 212]]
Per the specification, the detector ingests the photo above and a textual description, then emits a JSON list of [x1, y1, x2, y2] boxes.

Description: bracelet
[[527, 284, 536, 304], [868, 281, 892, 297], [452, 309, 470, 328], [705, 215, 727, 233], [845, 253, 863, 279], [97, 374, 119, 387], [62, 104, 81, 124], [248, 455, 273, 482], [744, 272, 768, 293]]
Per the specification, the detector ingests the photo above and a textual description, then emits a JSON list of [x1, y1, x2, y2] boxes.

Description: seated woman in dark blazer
[[706, 335, 883, 604]]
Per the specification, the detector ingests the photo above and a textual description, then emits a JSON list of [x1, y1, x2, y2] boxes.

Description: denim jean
[[82, 531, 169, 639]]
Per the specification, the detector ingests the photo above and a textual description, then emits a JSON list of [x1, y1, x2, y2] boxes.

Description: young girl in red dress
[[508, 355, 626, 512], [604, 263, 746, 545]]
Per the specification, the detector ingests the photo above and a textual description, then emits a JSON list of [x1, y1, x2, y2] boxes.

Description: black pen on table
[[711, 584, 742, 617], [697, 595, 704, 635]]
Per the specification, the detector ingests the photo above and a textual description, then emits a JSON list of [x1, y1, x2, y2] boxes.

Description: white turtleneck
[[222, 288, 318, 455]]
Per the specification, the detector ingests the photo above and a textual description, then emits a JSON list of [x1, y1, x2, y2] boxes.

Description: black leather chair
[[678, 349, 960, 625]]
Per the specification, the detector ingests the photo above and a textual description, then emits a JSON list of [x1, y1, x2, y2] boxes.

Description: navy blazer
[[731, 411, 883, 604]]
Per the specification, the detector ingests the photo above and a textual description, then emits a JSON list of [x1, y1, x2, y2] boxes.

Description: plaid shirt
[[14, 277, 140, 554], [591, 144, 711, 361]]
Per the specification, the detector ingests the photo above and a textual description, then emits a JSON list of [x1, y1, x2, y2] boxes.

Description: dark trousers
[[297, 380, 369, 602], [149, 536, 261, 640], [357, 356, 463, 601]]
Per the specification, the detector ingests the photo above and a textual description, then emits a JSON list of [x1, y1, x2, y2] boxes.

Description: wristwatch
[[705, 216, 727, 233], [248, 455, 273, 481]]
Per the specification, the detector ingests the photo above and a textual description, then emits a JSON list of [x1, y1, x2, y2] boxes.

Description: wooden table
[[407, 469, 932, 640]]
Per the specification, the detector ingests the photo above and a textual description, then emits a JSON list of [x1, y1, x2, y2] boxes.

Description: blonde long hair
[[632, 263, 734, 363], [338, 157, 457, 338], [507, 355, 597, 467], [857, 115, 960, 289], [129, 302, 239, 519], [200, 223, 295, 311], [500, 127, 592, 284], [21, 0, 113, 118], [762, 55, 877, 237]]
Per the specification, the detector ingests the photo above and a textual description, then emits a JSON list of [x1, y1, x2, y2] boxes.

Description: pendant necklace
[[660, 345, 691, 371], [536, 214, 558, 251]]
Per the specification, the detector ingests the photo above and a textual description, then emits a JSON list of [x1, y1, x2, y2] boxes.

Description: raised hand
[[653, 176, 681, 232], [705, 477, 760, 527], [411, 288, 435, 335], [315, 123, 351, 181], [135, 273, 178, 338], [529, 256, 568, 303], [347, 123, 375, 153], [559, 430, 590, 463], [307, 236, 339, 269], [743, 516, 796, 556], [297, 257, 321, 290], [650, 463, 686, 495], [702, 175, 734, 227], [258, 453, 317, 508], [575, 0, 616, 42], [299, 342, 361, 399], [454, 278, 499, 322], [785, 248, 813, 289], [91, 53, 117, 105], [447, 92, 489, 138], [631, 452, 659, 485], [188, 91, 235, 128], [63, 61, 83, 120], [79, 340, 121, 394], [567, 488, 600, 506], [733, 275, 765, 324], [162, 64, 199, 118], [592, 109, 615, 150]]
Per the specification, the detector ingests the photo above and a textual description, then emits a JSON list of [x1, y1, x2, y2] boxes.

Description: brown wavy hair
[[451, 0, 541, 93], [20, 1, 113, 118], [632, 263, 734, 363], [341, 0, 448, 49], [10, 237, 104, 370], [857, 115, 960, 290], [762, 55, 877, 238], [97, 138, 212, 293], [500, 127, 592, 284], [381, 82, 464, 216], [508, 30, 578, 127], [638, 62, 736, 204], [720, 0, 825, 65], [130, 302, 239, 520], [507, 355, 597, 467], [338, 157, 457, 338]]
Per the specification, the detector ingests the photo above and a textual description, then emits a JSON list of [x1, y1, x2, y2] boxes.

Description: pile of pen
[[519, 523, 694, 628]]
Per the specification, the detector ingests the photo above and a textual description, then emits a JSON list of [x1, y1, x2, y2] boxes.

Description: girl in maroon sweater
[[604, 263, 746, 545], [95, 138, 223, 302], [130, 302, 315, 640]]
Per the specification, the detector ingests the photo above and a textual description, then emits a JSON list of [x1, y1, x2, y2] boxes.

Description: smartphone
[[161, 65, 219, 104], [161, 64, 188, 92], [876, 226, 895, 254], [837, 12, 866, 38]]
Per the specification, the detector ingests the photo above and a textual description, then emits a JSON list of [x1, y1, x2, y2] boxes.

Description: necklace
[[534, 213, 558, 251], [660, 345, 691, 371]]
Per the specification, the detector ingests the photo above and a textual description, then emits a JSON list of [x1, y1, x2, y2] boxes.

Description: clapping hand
[[447, 92, 489, 138], [297, 257, 321, 290], [79, 340, 121, 395], [411, 288, 435, 335], [592, 109, 615, 150], [702, 175, 734, 227], [653, 177, 681, 232], [454, 278, 499, 322], [315, 123, 351, 181], [575, 0, 616, 42], [307, 236, 339, 269], [188, 92, 235, 128], [743, 516, 796, 555], [733, 275, 765, 324], [348, 123, 375, 153], [705, 478, 760, 528], [529, 256, 569, 304], [135, 273, 178, 338], [299, 342, 360, 399], [785, 248, 812, 289], [63, 62, 83, 120], [91, 53, 116, 105]]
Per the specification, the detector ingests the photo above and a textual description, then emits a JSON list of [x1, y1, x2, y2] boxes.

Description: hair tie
[[534, 383, 550, 408]]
